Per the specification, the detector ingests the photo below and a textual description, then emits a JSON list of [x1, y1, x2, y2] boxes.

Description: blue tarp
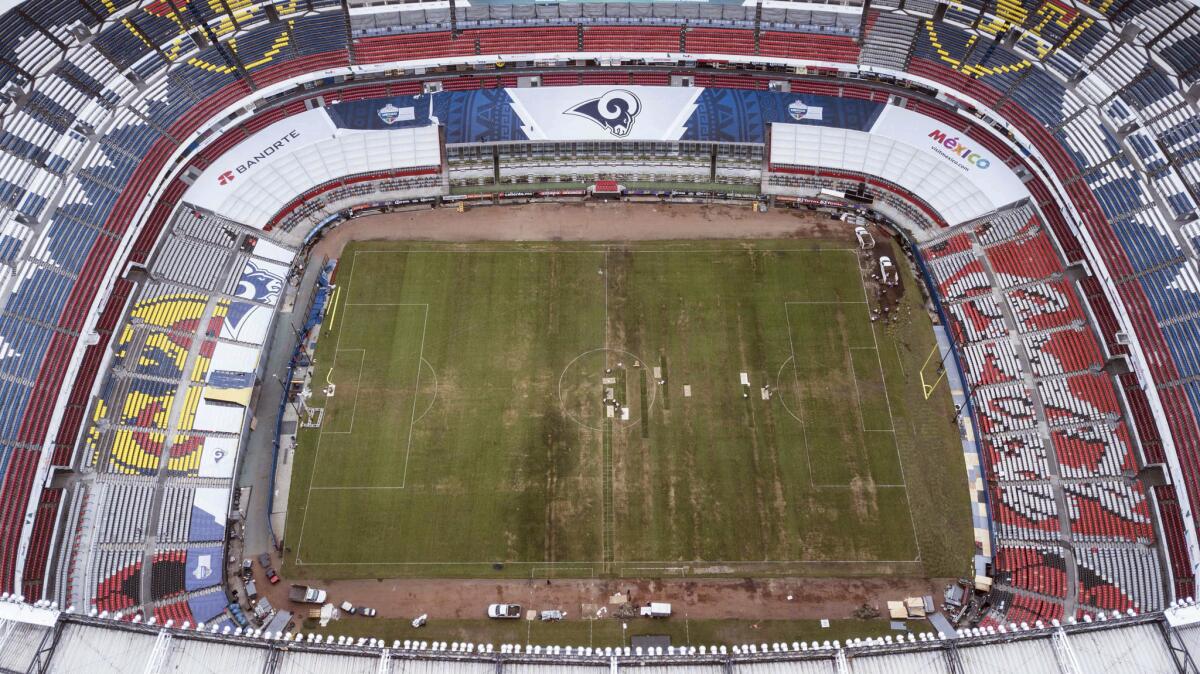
[[207, 370, 256, 389]]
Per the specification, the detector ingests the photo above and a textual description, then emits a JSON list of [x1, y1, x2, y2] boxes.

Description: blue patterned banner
[[325, 86, 885, 143]]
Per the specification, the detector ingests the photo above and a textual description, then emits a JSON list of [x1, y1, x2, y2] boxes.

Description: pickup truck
[[487, 603, 522, 619], [288, 584, 327, 604]]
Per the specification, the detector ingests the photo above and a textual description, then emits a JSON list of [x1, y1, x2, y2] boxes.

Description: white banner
[[507, 85, 703, 141], [868, 105, 1027, 208], [198, 436, 238, 479], [185, 108, 338, 212]]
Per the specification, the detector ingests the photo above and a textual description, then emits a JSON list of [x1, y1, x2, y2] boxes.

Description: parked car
[[265, 568, 280, 584], [411, 614, 427, 628], [359, 607, 377, 617], [487, 604, 522, 619], [539, 610, 564, 621], [258, 553, 271, 569], [340, 601, 356, 615]]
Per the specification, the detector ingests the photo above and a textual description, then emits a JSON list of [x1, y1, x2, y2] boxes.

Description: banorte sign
[[216, 129, 303, 186], [927, 129, 992, 170]]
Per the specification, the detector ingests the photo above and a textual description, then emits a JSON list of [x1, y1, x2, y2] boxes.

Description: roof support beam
[[142, 629, 172, 674], [835, 648, 850, 674], [376, 648, 392, 674], [1052, 627, 1083, 674]]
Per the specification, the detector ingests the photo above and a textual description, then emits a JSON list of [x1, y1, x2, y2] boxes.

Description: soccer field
[[283, 239, 973, 580]]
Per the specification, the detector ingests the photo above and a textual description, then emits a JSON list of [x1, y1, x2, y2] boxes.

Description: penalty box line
[[783, 299, 887, 490], [295, 299, 430, 563], [856, 256, 922, 563], [311, 302, 429, 491]]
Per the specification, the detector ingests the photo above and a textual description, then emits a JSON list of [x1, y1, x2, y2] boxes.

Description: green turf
[[283, 239, 973, 580]]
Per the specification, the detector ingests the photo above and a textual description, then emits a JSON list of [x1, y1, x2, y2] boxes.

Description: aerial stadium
[[0, 0, 1198, 670]]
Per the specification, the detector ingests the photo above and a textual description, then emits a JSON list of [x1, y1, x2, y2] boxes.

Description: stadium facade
[[5, 599, 1200, 672], [0, 0, 1198, 666]]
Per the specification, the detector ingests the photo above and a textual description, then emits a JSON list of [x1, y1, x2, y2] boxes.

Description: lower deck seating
[[1052, 425, 1135, 478], [92, 550, 140, 614], [991, 482, 1060, 541], [353, 32, 474, 64], [153, 598, 196, 625], [963, 340, 1023, 387], [917, 204, 1164, 622], [758, 32, 860, 62], [1077, 547, 1163, 611], [1006, 281, 1086, 333], [1023, 328, 1103, 377], [996, 544, 1069, 598], [986, 433, 1050, 481], [1065, 481, 1154, 544], [149, 549, 186, 601], [1006, 594, 1065, 625]]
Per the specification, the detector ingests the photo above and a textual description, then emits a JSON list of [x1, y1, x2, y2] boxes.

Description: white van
[[879, 256, 898, 285], [639, 602, 672, 618]]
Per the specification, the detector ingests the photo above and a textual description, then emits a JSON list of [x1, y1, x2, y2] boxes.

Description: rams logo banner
[[564, 90, 643, 137]]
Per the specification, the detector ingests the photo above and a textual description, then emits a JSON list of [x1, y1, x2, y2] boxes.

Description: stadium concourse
[[0, 0, 1196, 665]]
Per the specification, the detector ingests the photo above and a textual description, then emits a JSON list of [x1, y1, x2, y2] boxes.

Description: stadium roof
[[5, 607, 1200, 673]]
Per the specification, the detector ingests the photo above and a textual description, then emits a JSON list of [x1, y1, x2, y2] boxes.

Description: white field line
[[295, 251, 430, 562], [299, 247, 925, 567], [785, 299, 892, 489], [352, 248, 862, 255], [296, 558, 926, 566], [604, 248, 609, 353], [295, 250, 361, 562], [782, 302, 816, 491], [399, 304, 430, 489], [317, 349, 366, 436], [846, 348, 867, 434], [849, 346, 896, 432], [309, 306, 429, 490], [619, 567, 688, 576], [531, 566, 596, 579], [857, 258, 923, 563]]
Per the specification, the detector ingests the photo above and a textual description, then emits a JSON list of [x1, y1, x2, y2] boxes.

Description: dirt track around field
[[263, 574, 947, 621], [308, 202, 846, 260], [280, 202, 939, 625]]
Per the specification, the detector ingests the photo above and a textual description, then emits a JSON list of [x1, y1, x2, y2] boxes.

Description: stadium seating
[[986, 434, 1049, 481], [996, 544, 1069, 598], [149, 550, 186, 601], [917, 203, 1166, 622]]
